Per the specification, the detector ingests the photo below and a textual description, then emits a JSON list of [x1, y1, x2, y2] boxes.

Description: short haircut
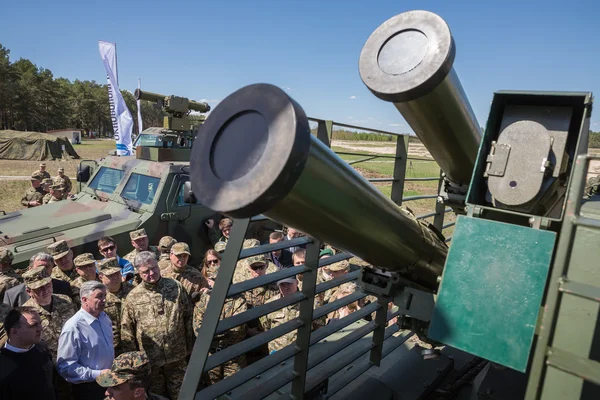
[[4, 306, 38, 338], [128, 375, 151, 391], [293, 248, 306, 261], [98, 236, 115, 250], [133, 251, 158, 270], [29, 252, 54, 267], [269, 231, 284, 241], [80, 281, 107, 302], [219, 218, 233, 230]]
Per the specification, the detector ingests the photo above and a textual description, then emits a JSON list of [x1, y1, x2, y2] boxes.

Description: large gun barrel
[[190, 84, 448, 291], [359, 10, 481, 186], [134, 89, 210, 113]]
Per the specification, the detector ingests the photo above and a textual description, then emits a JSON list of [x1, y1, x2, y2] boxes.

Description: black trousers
[[72, 381, 105, 400]]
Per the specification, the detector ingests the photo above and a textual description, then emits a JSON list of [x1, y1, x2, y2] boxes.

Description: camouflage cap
[[158, 236, 177, 251], [51, 184, 65, 191], [74, 253, 96, 268], [243, 238, 260, 249], [245, 253, 267, 267], [97, 257, 121, 275], [327, 260, 349, 271], [39, 163, 46, 168], [47, 240, 70, 259], [214, 241, 227, 252], [0, 247, 14, 265], [96, 351, 151, 388], [30, 171, 44, 180], [58, 167, 64, 172], [41, 178, 53, 186], [129, 228, 147, 240], [22, 266, 52, 290], [171, 242, 191, 256]]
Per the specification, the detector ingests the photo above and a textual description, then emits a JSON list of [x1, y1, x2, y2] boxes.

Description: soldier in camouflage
[[120, 251, 193, 399], [21, 266, 77, 359], [0, 247, 22, 300], [71, 253, 100, 291], [214, 240, 227, 254], [36, 162, 51, 180], [96, 351, 169, 400], [46, 183, 66, 204], [123, 228, 160, 264], [21, 171, 45, 208], [193, 290, 248, 384], [97, 258, 133, 357], [48, 240, 78, 283], [320, 259, 355, 307], [41, 178, 54, 204], [232, 239, 277, 284], [157, 236, 177, 269], [54, 167, 72, 198], [161, 242, 209, 301], [260, 277, 300, 353]]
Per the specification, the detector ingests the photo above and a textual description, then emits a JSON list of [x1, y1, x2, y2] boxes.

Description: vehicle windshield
[[121, 173, 161, 205], [133, 134, 163, 147], [87, 167, 125, 194]]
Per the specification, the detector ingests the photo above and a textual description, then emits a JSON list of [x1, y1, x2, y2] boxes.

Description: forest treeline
[[1, 42, 599, 147]]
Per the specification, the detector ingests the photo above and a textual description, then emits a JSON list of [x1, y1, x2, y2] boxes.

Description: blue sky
[[2, 0, 599, 134]]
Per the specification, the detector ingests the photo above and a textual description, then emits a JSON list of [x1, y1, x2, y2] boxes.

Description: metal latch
[[484, 141, 511, 177]]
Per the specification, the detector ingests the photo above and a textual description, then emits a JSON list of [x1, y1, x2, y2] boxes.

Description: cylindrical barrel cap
[[359, 10, 455, 102], [190, 84, 311, 218]]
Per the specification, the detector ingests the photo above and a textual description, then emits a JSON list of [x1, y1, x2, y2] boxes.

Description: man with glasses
[[98, 237, 134, 282]]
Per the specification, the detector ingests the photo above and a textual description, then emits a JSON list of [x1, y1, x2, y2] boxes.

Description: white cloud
[[199, 99, 221, 104], [349, 95, 357, 99], [389, 123, 403, 127]]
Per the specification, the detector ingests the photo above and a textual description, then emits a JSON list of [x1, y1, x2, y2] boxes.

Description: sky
[[1, 0, 600, 134]]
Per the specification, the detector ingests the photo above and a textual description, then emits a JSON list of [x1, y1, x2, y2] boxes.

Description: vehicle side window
[[122, 173, 161, 205], [176, 180, 200, 206], [87, 167, 124, 194]]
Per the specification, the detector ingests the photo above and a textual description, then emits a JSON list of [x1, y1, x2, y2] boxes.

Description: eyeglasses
[[250, 263, 267, 271], [207, 259, 219, 265], [100, 245, 115, 252]]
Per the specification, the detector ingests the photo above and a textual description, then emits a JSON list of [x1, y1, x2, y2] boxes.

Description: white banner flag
[[98, 41, 133, 156], [137, 78, 143, 134]]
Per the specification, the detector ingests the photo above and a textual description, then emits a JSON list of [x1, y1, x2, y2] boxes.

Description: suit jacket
[[3, 279, 73, 307], [267, 249, 294, 270]]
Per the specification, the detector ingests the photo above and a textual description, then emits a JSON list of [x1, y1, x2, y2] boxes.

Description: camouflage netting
[[0, 130, 80, 160]]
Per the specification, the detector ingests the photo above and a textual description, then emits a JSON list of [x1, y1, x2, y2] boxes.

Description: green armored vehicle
[[0, 90, 276, 270]]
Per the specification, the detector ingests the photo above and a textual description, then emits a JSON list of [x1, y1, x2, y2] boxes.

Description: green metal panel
[[429, 216, 556, 371]]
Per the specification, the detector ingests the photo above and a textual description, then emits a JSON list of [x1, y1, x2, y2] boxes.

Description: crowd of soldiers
[[20, 163, 73, 208], [0, 217, 374, 399]]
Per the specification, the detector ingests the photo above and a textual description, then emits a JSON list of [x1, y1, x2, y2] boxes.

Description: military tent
[[0, 130, 80, 160]]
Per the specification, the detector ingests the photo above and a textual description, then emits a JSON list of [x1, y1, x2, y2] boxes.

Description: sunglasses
[[100, 245, 115, 252], [250, 263, 267, 271], [207, 259, 219, 265]]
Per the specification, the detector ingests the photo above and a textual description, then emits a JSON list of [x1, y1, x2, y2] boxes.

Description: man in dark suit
[[3, 252, 73, 307], [267, 232, 294, 270]]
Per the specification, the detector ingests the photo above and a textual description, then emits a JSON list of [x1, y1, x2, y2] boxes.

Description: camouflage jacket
[[161, 263, 209, 299], [123, 246, 160, 264], [54, 175, 72, 193], [244, 284, 279, 308], [21, 187, 45, 207], [157, 254, 170, 270], [0, 302, 11, 348], [42, 193, 52, 204], [193, 292, 247, 350], [47, 195, 63, 204], [105, 282, 133, 354], [0, 268, 22, 300], [23, 294, 77, 359], [71, 275, 100, 290], [260, 296, 299, 353], [120, 277, 194, 367], [38, 170, 51, 180], [51, 266, 77, 283]]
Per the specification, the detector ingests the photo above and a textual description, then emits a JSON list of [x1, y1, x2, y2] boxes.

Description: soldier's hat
[[0, 247, 14, 265], [277, 277, 297, 286], [243, 238, 260, 249], [245, 253, 267, 267], [129, 228, 147, 240], [22, 266, 52, 290], [74, 253, 96, 268], [158, 236, 177, 251], [47, 240, 70, 259], [39, 163, 46, 168], [30, 171, 44, 181], [171, 242, 191, 256], [41, 178, 53, 186], [319, 248, 334, 258], [327, 260, 350, 272], [51, 183, 65, 191], [214, 241, 227, 253], [96, 351, 151, 388], [58, 167, 65, 173], [97, 257, 121, 275]]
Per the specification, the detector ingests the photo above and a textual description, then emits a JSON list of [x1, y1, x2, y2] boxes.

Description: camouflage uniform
[[70, 252, 100, 291], [0, 302, 11, 347], [48, 240, 77, 282], [21, 172, 45, 207], [0, 248, 21, 300], [123, 246, 160, 264], [55, 168, 72, 196], [40, 178, 53, 204], [121, 277, 193, 399], [37, 164, 51, 180], [47, 184, 64, 204], [21, 266, 77, 359], [260, 295, 299, 353], [157, 236, 177, 268], [193, 291, 248, 384], [50, 266, 77, 282], [96, 351, 169, 400], [161, 242, 209, 300]]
